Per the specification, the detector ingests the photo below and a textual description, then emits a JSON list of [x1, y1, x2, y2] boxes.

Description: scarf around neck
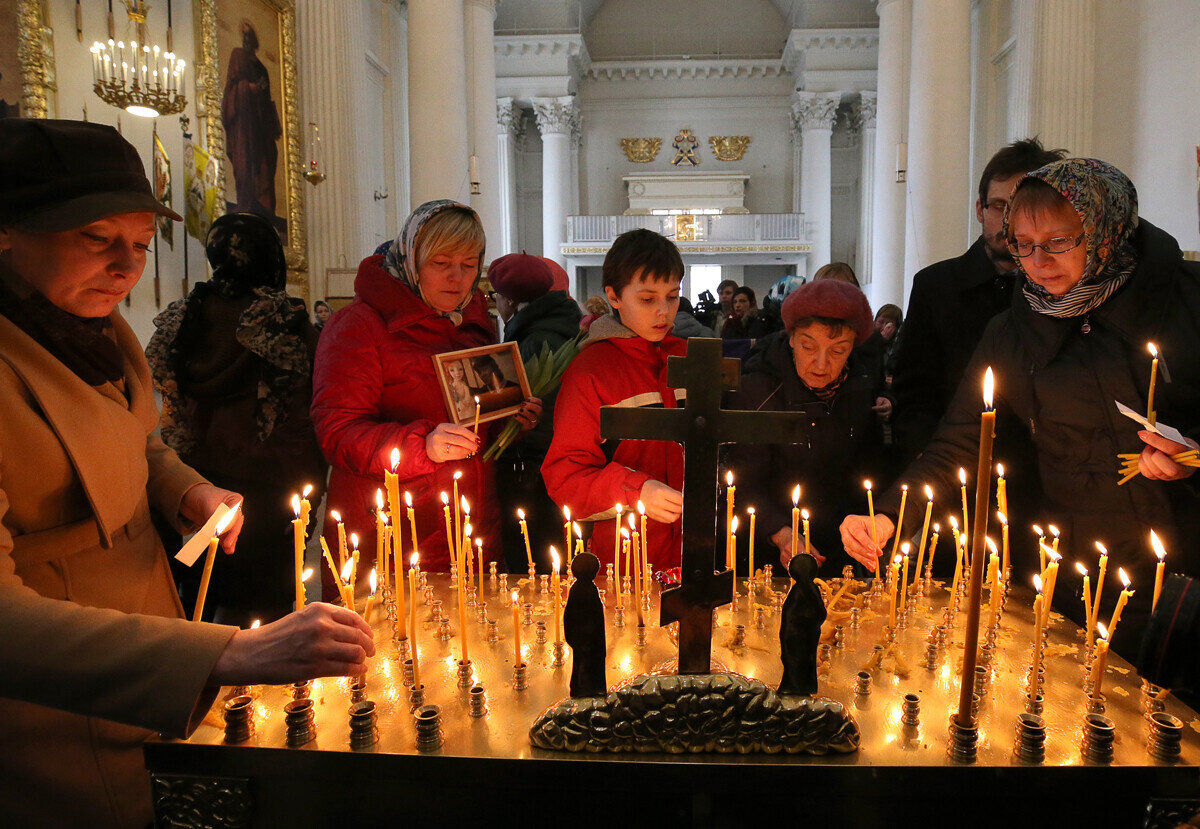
[[382, 199, 485, 326], [1007, 158, 1139, 319]]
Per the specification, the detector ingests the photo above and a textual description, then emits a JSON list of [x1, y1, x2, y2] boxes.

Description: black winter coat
[[503, 290, 582, 364], [725, 331, 887, 576], [879, 221, 1200, 657]]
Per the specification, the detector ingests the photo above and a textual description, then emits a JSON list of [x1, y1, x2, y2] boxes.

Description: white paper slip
[[175, 503, 232, 567], [1114, 401, 1198, 449]]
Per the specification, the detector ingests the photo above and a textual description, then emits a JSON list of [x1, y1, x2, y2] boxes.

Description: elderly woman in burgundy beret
[[723, 279, 888, 576]]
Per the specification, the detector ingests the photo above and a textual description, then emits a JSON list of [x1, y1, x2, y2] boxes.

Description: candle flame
[[726, 471, 734, 486], [250, 619, 261, 629], [390, 447, 400, 471], [1033, 574, 1043, 593], [958, 468, 967, 486], [1150, 530, 1167, 562], [621, 528, 630, 539], [1095, 541, 1108, 557], [330, 509, 342, 523], [1032, 523, 1043, 537], [350, 532, 359, 550], [1075, 562, 1088, 576], [1118, 567, 1131, 588], [636, 501, 646, 516], [381, 512, 389, 526], [563, 505, 572, 521], [454, 470, 463, 481], [303, 483, 313, 498], [573, 522, 582, 535], [950, 516, 959, 530], [792, 485, 800, 505], [517, 507, 526, 520], [997, 511, 1007, 526], [628, 513, 638, 530], [1097, 621, 1109, 641], [748, 506, 756, 515], [900, 541, 910, 556], [893, 554, 902, 566], [801, 508, 810, 520], [615, 503, 624, 515], [376, 489, 385, 510], [901, 483, 908, 492], [1048, 524, 1060, 539], [461, 496, 470, 515], [996, 463, 1005, 478], [863, 479, 872, 491], [986, 537, 998, 555], [302, 567, 313, 582], [932, 523, 940, 532], [411, 553, 419, 568], [1148, 342, 1158, 358], [924, 484, 933, 501], [983, 367, 994, 409], [291, 494, 301, 516], [215, 502, 241, 534], [340, 559, 354, 582], [550, 547, 560, 573], [369, 568, 378, 594], [463, 523, 473, 538], [730, 515, 739, 533], [440, 491, 449, 505], [404, 491, 413, 508], [474, 395, 480, 404], [512, 590, 519, 604], [476, 537, 483, 550], [1046, 548, 1061, 564]]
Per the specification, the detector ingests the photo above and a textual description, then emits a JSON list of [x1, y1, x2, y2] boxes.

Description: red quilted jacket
[[311, 255, 501, 589]]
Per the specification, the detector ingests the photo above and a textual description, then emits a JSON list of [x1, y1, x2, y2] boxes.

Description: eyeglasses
[[1006, 232, 1085, 258]]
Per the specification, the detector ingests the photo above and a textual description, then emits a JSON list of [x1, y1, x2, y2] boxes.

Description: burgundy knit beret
[[488, 252, 554, 302], [781, 278, 874, 346], [540, 257, 571, 293]]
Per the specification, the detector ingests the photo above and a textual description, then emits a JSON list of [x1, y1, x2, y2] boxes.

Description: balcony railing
[[566, 213, 809, 246]]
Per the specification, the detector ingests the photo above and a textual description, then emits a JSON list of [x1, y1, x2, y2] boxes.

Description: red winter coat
[[541, 315, 685, 571], [311, 255, 501, 590]]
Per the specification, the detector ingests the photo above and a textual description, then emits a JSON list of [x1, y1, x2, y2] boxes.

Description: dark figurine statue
[[778, 553, 827, 696], [564, 552, 607, 698]]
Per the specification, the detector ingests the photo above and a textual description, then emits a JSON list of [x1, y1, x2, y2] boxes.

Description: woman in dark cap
[[724, 278, 887, 576], [841, 158, 1200, 659], [147, 212, 328, 627], [0, 119, 372, 827]]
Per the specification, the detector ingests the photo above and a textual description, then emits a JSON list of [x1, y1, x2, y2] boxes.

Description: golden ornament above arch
[[619, 137, 662, 163], [708, 135, 751, 162]]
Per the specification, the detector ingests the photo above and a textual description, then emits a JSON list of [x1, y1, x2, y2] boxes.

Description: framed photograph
[[193, 0, 306, 273], [2, 0, 55, 119], [433, 342, 532, 427]]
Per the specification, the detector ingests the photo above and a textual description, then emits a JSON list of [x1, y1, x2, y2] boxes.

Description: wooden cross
[[600, 337, 812, 674]]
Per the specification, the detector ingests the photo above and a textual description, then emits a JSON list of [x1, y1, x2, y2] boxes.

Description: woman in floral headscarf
[[148, 212, 327, 625], [311, 200, 540, 591], [839, 158, 1200, 659]]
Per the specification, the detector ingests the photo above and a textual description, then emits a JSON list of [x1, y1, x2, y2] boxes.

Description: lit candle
[[985, 538, 1000, 623], [801, 509, 811, 558], [194, 503, 240, 622], [385, 444, 401, 524], [629, 515, 643, 626], [300, 483, 313, 535], [1049, 524, 1061, 556], [291, 494, 305, 611], [393, 517, 408, 640], [637, 500, 649, 590], [1030, 574, 1044, 687], [331, 509, 348, 570], [472, 395, 481, 434], [1089, 542, 1109, 643], [512, 589, 522, 666], [612, 507, 623, 606], [441, 492, 455, 568], [1093, 622, 1111, 697], [926, 523, 940, 576], [899, 541, 911, 609], [453, 471, 463, 561], [956, 367, 996, 728], [1151, 530, 1167, 611], [572, 522, 583, 567], [375, 490, 390, 592], [405, 491, 418, 557], [410, 554, 421, 687], [563, 505, 573, 562], [476, 538, 485, 599], [362, 568, 378, 621], [551, 547, 564, 645], [1076, 562, 1093, 650], [888, 553, 902, 630], [350, 533, 361, 608], [998, 511, 1010, 576], [729, 515, 739, 603], [458, 523, 471, 664], [726, 471, 736, 555], [620, 528, 631, 611], [461, 500, 473, 585], [864, 480, 881, 579], [747, 507, 757, 585], [949, 530, 964, 602], [890, 485, 909, 564], [949, 515, 961, 555], [1106, 568, 1134, 642], [518, 508, 534, 569], [340, 558, 355, 611], [996, 463, 1008, 520], [1147, 343, 1160, 425], [913, 485, 934, 591], [790, 485, 801, 562], [1039, 545, 1060, 632], [958, 467, 970, 556]]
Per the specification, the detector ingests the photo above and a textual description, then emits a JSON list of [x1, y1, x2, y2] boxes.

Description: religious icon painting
[[433, 342, 532, 427], [671, 128, 701, 167]]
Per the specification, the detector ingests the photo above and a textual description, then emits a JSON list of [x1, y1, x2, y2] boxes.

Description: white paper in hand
[[175, 503, 232, 567], [1114, 401, 1198, 449]]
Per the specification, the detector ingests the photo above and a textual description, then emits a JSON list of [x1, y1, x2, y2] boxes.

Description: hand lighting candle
[[913, 485, 934, 590], [1151, 530, 1167, 611], [291, 495, 305, 610], [1147, 343, 1160, 425], [195, 503, 241, 622], [956, 367, 996, 729], [551, 547, 564, 645], [1106, 568, 1134, 642], [518, 508, 534, 569], [409, 554, 421, 687], [1076, 562, 1093, 650], [864, 480, 881, 578]]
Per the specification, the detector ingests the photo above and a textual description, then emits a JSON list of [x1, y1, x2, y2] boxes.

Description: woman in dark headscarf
[[841, 158, 1200, 658], [148, 212, 327, 626]]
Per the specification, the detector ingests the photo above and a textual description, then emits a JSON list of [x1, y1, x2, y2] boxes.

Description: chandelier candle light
[[956, 367, 997, 730], [91, 1, 187, 117]]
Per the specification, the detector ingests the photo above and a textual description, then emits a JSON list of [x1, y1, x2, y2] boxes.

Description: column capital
[[791, 91, 842, 133], [497, 97, 524, 137], [464, 0, 498, 19], [852, 90, 878, 131], [532, 95, 579, 136]]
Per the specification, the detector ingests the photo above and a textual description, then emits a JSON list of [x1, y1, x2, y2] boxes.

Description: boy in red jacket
[[542, 229, 686, 571]]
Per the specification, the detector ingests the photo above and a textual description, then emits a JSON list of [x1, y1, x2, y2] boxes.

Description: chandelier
[[90, 1, 186, 118]]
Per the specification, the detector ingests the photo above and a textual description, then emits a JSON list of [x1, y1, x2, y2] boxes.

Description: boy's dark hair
[[602, 228, 684, 293], [733, 286, 756, 306], [875, 303, 903, 326], [978, 137, 1067, 205]]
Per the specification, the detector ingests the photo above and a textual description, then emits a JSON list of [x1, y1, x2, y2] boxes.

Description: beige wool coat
[[0, 307, 236, 828]]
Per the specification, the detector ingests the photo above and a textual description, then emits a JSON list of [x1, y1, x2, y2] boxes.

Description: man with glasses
[[890, 138, 1067, 464]]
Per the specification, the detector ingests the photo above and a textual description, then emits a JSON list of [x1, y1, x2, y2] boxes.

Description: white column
[[790, 114, 803, 214], [298, 0, 371, 298], [871, 0, 912, 309], [854, 91, 878, 292], [532, 95, 578, 270], [903, 0, 972, 297], [463, 0, 502, 261], [793, 91, 841, 276], [495, 97, 522, 257], [1010, 0, 1094, 154], [407, 0, 469, 208]]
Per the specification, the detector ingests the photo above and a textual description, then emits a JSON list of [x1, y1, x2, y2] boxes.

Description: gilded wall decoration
[[671, 128, 700, 166], [619, 137, 661, 163], [6, 0, 56, 118], [708, 135, 751, 162]]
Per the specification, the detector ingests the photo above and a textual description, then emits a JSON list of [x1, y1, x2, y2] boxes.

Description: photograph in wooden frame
[[433, 342, 532, 427], [193, 0, 305, 274]]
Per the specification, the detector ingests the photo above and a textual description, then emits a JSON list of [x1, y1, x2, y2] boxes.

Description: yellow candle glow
[[888, 553, 902, 630], [1147, 343, 1160, 425], [926, 524, 940, 575], [958, 467, 969, 554], [790, 485, 801, 562], [1106, 567, 1134, 642], [440, 492, 455, 566], [362, 568, 378, 621], [747, 507, 757, 585], [1093, 622, 1111, 697], [729, 515, 739, 603], [551, 547, 564, 645], [1033, 524, 1045, 571], [985, 538, 1000, 623], [913, 485, 933, 591], [572, 522, 583, 566], [340, 558, 355, 611], [512, 589, 522, 666], [890, 485, 909, 563], [410, 554, 421, 687], [613, 503, 624, 578], [195, 503, 240, 622], [726, 471, 736, 558], [1090, 542, 1109, 641], [1151, 530, 1167, 611], [331, 509, 348, 570], [517, 508, 534, 568], [349, 533, 361, 609], [620, 528, 631, 611], [864, 480, 881, 578], [461, 497, 473, 585], [995, 463, 1007, 520], [453, 471, 463, 562], [472, 395, 481, 434], [949, 515, 961, 556], [1049, 524, 1061, 555], [458, 523, 470, 664], [998, 511, 1010, 575], [629, 516, 643, 626], [477, 538, 485, 598], [1038, 545, 1060, 633], [291, 495, 305, 611], [1030, 574, 1044, 687], [563, 505, 572, 563], [299, 483, 313, 535], [1076, 562, 1093, 650], [404, 491, 417, 557], [899, 541, 911, 608], [801, 509, 811, 558], [637, 501, 648, 586], [386, 446, 402, 568], [949, 530, 964, 601]]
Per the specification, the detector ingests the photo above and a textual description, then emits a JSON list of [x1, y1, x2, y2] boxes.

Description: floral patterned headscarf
[[1005, 158, 1139, 319], [383, 199, 485, 326], [205, 212, 288, 295]]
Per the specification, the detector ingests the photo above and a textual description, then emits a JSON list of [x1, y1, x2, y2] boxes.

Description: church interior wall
[[830, 118, 861, 270], [516, 117, 545, 256], [585, 0, 787, 61]]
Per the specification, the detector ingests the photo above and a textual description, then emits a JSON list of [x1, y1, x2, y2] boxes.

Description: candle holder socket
[[755, 606, 767, 631], [489, 561, 498, 581], [402, 658, 415, 687], [922, 642, 938, 670], [350, 677, 367, 703], [948, 716, 978, 764], [605, 563, 614, 585], [1087, 693, 1106, 715], [430, 599, 443, 622], [539, 575, 549, 594], [614, 606, 626, 627], [527, 565, 537, 583], [486, 619, 499, 643], [901, 692, 920, 727], [469, 685, 488, 718], [424, 586, 435, 606], [436, 618, 452, 641], [513, 662, 529, 691], [1024, 692, 1044, 715], [395, 636, 410, 662], [419, 571, 429, 590], [457, 659, 474, 688], [409, 683, 425, 710], [973, 665, 988, 699], [1014, 713, 1046, 764], [833, 625, 845, 648], [818, 643, 832, 666], [732, 625, 747, 648], [764, 564, 774, 582], [855, 670, 871, 696], [635, 625, 647, 647], [291, 680, 311, 700], [476, 604, 487, 624], [1081, 713, 1115, 764], [1147, 712, 1183, 762], [535, 620, 548, 644], [1142, 679, 1167, 715], [223, 695, 254, 744], [499, 574, 508, 595], [415, 704, 443, 752], [522, 602, 534, 626], [284, 698, 316, 747], [552, 641, 566, 666], [849, 607, 861, 630]]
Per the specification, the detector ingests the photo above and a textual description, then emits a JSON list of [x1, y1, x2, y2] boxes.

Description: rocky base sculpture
[[529, 670, 859, 755]]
